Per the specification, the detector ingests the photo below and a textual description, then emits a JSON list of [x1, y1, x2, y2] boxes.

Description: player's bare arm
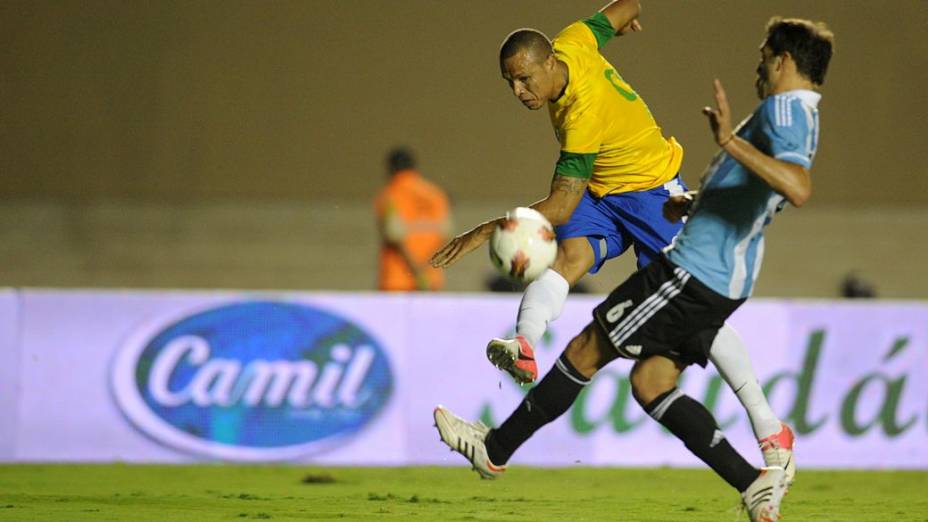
[[530, 174, 588, 226], [430, 174, 586, 269], [703, 79, 812, 207], [429, 219, 497, 269], [600, 0, 642, 35]]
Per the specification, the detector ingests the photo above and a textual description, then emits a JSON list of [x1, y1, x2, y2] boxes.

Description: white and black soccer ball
[[489, 207, 557, 283]]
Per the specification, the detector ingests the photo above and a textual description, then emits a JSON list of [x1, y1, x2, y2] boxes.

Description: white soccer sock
[[709, 323, 781, 441], [515, 269, 570, 347]]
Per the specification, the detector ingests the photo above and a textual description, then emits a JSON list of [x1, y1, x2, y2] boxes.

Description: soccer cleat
[[433, 406, 506, 479], [486, 336, 538, 385], [759, 423, 796, 487], [741, 466, 787, 522]]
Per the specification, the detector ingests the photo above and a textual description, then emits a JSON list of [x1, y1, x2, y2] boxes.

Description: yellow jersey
[[549, 13, 683, 197]]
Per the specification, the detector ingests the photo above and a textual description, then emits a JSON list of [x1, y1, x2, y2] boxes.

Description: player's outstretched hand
[[702, 79, 734, 146], [430, 226, 488, 268]]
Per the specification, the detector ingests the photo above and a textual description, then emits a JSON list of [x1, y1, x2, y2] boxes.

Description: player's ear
[[543, 52, 556, 71], [776, 51, 791, 72]]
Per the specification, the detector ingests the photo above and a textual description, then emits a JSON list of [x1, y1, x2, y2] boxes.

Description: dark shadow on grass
[[301, 473, 336, 484]]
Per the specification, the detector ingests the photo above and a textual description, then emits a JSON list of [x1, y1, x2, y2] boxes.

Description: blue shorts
[[555, 175, 687, 274]]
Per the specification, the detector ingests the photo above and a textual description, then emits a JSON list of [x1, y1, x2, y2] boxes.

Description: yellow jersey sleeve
[[552, 17, 601, 51]]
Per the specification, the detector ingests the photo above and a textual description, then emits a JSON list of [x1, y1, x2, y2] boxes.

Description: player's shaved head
[[498, 28, 565, 110], [499, 29, 553, 64]]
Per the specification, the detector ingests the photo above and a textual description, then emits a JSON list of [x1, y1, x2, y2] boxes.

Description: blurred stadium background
[[1, 1, 927, 520], [2, 0, 927, 295]]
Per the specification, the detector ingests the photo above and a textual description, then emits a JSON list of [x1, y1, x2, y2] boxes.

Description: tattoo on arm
[[551, 175, 587, 196]]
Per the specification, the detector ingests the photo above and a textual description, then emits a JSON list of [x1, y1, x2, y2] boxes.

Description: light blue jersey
[[666, 90, 821, 299]]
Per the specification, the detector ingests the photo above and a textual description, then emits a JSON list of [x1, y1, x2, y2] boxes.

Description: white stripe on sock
[[648, 388, 684, 421], [555, 358, 591, 386]]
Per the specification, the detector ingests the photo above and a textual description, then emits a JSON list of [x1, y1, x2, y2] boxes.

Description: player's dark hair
[[386, 147, 416, 175], [499, 28, 553, 63], [765, 17, 834, 85]]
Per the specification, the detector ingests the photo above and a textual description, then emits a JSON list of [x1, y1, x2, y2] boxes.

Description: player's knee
[[563, 328, 596, 376], [552, 239, 595, 285], [563, 324, 609, 378], [629, 360, 677, 406]]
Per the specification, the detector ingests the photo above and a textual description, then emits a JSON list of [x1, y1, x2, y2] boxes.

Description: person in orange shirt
[[375, 147, 451, 291]]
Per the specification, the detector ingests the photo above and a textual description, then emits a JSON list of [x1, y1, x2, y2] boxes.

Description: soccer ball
[[489, 207, 557, 283]]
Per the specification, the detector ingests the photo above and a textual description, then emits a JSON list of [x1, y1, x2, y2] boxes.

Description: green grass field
[[0, 465, 925, 521]]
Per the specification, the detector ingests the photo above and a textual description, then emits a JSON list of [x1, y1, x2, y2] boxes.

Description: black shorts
[[592, 256, 745, 367]]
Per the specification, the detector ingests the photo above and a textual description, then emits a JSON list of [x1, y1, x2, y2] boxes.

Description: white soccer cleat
[[433, 405, 506, 479], [759, 423, 796, 487], [741, 466, 787, 522], [486, 336, 538, 385]]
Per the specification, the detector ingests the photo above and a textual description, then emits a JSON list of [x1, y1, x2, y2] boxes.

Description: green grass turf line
[[0, 465, 926, 521]]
